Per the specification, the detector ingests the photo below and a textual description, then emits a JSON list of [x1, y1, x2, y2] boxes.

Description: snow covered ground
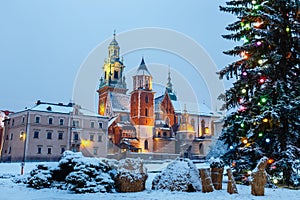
[[0, 162, 299, 200]]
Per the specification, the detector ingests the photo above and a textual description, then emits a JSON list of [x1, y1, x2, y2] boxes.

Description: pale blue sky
[[0, 0, 236, 112]]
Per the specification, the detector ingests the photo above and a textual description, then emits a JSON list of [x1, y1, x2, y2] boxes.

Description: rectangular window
[[47, 147, 52, 154], [74, 133, 79, 141], [8, 146, 11, 154], [58, 132, 63, 140], [48, 118, 53, 125], [59, 119, 64, 125], [12, 119, 14, 127], [90, 134, 94, 141], [22, 116, 25, 124], [47, 132, 52, 139], [72, 120, 79, 127], [98, 135, 102, 142], [33, 131, 39, 139], [37, 146, 42, 154], [99, 122, 103, 129], [61, 147, 65, 154], [35, 116, 40, 123], [91, 121, 95, 128], [93, 148, 98, 155], [10, 133, 13, 140]]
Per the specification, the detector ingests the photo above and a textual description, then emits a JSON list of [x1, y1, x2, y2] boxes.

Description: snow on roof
[[110, 92, 130, 113], [171, 100, 214, 116], [30, 103, 73, 114], [78, 107, 106, 118]]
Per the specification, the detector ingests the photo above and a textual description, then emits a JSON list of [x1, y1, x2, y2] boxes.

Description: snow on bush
[[27, 163, 53, 189], [152, 158, 201, 192], [209, 157, 225, 168]]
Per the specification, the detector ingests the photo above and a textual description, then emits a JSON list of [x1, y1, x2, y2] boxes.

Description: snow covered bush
[[152, 158, 201, 192], [209, 157, 225, 168], [114, 158, 148, 192], [27, 163, 53, 189]]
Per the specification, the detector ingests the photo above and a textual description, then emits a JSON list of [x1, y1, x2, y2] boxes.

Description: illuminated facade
[[97, 33, 223, 158]]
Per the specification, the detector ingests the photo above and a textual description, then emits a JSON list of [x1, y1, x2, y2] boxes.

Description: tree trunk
[[227, 168, 238, 194], [199, 168, 214, 193], [211, 167, 224, 190]]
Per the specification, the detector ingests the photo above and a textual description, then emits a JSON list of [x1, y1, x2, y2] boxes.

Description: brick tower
[[130, 58, 155, 152]]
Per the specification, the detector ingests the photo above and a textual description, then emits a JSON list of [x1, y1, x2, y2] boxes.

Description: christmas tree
[[218, 0, 300, 186]]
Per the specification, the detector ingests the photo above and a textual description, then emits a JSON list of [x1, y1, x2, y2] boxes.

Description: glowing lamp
[[242, 138, 248, 144], [258, 59, 263, 65], [241, 88, 247, 94], [244, 23, 250, 30], [256, 41, 262, 46], [265, 138, 270, 143], [260, 97, 267, 103], [253, 5, 260, 10], [242, 71, 247, 76], [259, 77, 266, 83], [268, 158, 274, 164], [230, 146, 234, 150], [263, 118, 269, 123], [247, 170, 252, 175], [241, 36, 249, 43], [232, 162, 236, 167], [252, 0, 256, 4], [254, 21, 263, 28], [286, 27, 290, 32]]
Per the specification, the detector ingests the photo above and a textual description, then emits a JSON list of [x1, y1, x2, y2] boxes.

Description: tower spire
[[113, 29, 116, 39], [166, 66, 173, 93]]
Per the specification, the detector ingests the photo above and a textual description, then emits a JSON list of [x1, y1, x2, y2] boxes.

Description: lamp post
[[21, 111, 29, 175]]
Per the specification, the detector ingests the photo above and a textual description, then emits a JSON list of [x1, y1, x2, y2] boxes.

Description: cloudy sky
[[0, 0, 236, 112]]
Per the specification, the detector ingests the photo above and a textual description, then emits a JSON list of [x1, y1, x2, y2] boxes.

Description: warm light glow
[[241, 88, 247, 94], [232, 162, 236, 167], [19, 132, 26, 141], [263, 118, 269, 123], [268, 158, 274, 164], [253, 21, 264, 28], [247, 170, 252, 175], [258, 59, 263, 65], [81, 139, 91, 147], [242, 138, 248, 144], [244, 23, 250, 30], [252, 0, 256, 4], [286, 27, 290, 32], [273, 179, 278, 184], [239, 105, 246, 111], [205, 127, 209, 134]]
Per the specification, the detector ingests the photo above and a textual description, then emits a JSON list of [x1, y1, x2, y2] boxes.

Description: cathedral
[[97, 32, 223, 159]]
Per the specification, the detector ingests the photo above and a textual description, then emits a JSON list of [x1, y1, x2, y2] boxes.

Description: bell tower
[[130, 58, 155, 152], [97, 31, 127, 116]]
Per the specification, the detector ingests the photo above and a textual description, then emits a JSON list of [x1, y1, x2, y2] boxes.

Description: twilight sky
[[0, 0, 236, 112]]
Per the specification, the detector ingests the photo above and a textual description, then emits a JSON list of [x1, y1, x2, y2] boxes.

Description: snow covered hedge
[[24, 151, 148, 193], [152, 158, 201, 192]]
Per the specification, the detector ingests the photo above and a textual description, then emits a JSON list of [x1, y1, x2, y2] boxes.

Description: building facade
[[97, 33, 223, 159], [1, 101, 108, 162]]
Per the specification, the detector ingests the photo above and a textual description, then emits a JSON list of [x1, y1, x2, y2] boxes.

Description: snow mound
[[152, 158, 201, 192]]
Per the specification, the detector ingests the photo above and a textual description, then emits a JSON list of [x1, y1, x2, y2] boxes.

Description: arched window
[[144, 140, 149, 150], [201, 120, 205, 136]]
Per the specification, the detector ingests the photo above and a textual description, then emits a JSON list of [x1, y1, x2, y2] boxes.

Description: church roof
[[109, 92, 130, 113], [109, 38, 118, 46], [136, 58, 151, 76]]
